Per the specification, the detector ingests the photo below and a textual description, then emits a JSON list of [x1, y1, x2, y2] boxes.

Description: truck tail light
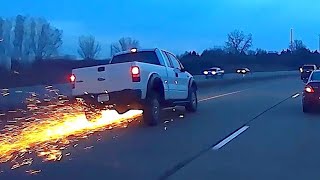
[[305, 85, 314, 93], [70, 74, 76, 89], [131, 66, 140, 82], [70, 74, 76, 82]]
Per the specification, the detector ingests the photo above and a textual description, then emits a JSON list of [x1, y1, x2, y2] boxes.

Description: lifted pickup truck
[[71, 48, 198, 126]]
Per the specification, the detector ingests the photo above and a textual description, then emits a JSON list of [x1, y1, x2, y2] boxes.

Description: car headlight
[[211, 71, 217, 75], [237, 70, 241, 73], [242, 70, 246, 73], [204, 71, 208, 75], [300, 68, 303, 73]]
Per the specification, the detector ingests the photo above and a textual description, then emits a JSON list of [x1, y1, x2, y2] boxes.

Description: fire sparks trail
[[0, 86, 143, 171]]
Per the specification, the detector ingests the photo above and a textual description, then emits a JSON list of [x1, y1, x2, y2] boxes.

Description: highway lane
[[0, 71, 298, 111], [168, 82, 314, 179], [0, 76, 301, 180]]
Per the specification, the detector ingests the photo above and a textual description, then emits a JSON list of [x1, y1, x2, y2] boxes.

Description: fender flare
[[188, 77, 198, 91], [146, 73, 163, 99]]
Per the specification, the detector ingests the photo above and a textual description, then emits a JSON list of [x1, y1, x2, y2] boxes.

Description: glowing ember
[[0, 86, 143, 170], [26, 169, 41, 175]]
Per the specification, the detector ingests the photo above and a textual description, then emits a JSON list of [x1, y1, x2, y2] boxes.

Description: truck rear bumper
[[74, 89, 143, 107]]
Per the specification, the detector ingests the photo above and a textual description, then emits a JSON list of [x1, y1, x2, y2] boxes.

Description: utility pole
[[318, 34, 320, 52], [290, 28, 293, 51]]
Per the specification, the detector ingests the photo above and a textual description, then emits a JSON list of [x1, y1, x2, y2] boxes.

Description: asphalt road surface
[[0, 71, 297, 111], [2, 74, 316, 180]]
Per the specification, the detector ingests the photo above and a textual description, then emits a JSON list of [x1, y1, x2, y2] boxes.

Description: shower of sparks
[[0, 86, 143, 171]]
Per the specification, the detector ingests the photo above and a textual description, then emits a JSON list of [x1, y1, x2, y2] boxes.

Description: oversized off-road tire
[[84, 106, 102, 121], [303, 103, 312, 113], [143, 93, 161, 126], [185, 87, 198, 112]]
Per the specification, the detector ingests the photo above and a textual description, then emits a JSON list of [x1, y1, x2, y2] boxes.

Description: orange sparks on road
[[0, 87, 143, 170]]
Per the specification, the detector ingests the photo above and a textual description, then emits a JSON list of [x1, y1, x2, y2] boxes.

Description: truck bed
[[71, 61, 168, 99]]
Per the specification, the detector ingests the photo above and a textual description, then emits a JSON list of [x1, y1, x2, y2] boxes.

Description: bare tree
[[13, 15, 25, 60], [2, 19, 13, 70], [225, 30, 252, 54], [34, 20, 63, 60], [111, 37, 140, 56], [22, 17, 34, 63], [0, 17, 5, 57], [289, 40, 306, 51], [29, 19, 36, 53], [78, 35, 101, 59]]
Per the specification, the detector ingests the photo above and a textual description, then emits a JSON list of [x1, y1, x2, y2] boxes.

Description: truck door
[[165, 52, 189, 100]]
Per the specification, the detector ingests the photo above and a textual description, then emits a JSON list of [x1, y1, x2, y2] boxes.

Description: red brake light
[[305, 86, 315, 93], [70, 74, 76, 89], [70, 74, 76, 82], [131, 66, 139, 75], [131, 66, 140, 82]]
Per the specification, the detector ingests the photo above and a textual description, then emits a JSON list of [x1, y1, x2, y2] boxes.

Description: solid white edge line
[[199, 90, 244, 102], [212, 126, 250, 150], [292, 93, 300, 98]]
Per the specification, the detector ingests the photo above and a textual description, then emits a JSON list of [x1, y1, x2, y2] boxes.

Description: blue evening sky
[[2, 0, 320, 57]]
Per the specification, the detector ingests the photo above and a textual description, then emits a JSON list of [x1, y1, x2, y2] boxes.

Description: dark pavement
[[1, 75, 311, 180], [169, 80, 320, 180]]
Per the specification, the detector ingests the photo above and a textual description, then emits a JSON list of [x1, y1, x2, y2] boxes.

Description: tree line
[[0, 15, 318, 74], [0, 15, 63, 69], [0, 15, 140, 70]]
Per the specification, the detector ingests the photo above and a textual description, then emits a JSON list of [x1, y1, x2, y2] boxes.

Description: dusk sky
[[3, 0, 320, 57]]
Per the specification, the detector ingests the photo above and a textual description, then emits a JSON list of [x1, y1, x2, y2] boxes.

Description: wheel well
[[147, 76, 165, 103], [190, 80, 197, 91]]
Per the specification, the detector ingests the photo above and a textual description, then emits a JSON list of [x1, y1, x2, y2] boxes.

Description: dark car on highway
[[302, 70, 320, 112], [236, 68, 251, 74], [300, 64, 317, 81], [203, 67, 224, 79]]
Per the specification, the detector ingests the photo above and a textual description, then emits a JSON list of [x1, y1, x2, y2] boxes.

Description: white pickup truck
[[71, 48, 198, 126]]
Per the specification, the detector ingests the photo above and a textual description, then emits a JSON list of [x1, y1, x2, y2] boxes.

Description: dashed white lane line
[[199, 90, 245, 102], [292, 93, 300, 98], [212, 126, 250, 150]]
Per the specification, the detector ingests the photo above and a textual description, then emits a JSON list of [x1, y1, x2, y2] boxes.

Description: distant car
[[300, 64, 317, 80], [302, 70, 320, 113], [203, 67, 224, 79], [236, 68, 251, 74]]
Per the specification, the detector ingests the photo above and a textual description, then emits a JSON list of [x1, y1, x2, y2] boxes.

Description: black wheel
[[185, 87, 198, 112], [303, 103, 312, 113], [143, 93, 161, 126]]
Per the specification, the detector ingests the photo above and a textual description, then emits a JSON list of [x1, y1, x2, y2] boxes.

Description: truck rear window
[[303, 65, 315, 70], [111, 51, 160, 65]]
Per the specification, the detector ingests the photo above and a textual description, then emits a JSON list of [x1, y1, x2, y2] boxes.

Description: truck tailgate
[[72, 63, 135, 95]]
